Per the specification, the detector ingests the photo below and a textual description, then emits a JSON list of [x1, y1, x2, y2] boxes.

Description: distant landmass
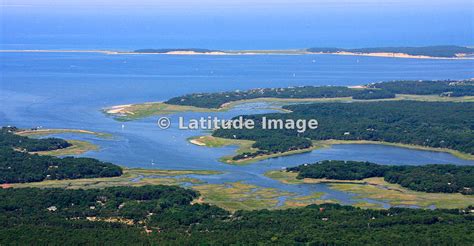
[[3, 45, 473, 58], [133, 48, 223, 54], [132, 45, 474, 58], [306, 45, 474, 58]]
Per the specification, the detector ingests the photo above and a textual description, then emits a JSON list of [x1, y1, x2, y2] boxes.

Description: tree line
[[165, 80, 473, 108], [369, 80, 474, 96], [1, 186, 473, 245], [0, 127, 122, 184], [287, 160, 474, 194], [1, 127, 71, 152], [213, 101, 474, 155]]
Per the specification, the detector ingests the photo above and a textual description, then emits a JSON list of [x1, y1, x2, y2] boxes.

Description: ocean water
[[1, 2, 473, 50], [1, 52, 474, 207]]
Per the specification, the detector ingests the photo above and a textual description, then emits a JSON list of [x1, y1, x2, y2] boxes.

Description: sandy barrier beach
[[2, 49, 473, 59]]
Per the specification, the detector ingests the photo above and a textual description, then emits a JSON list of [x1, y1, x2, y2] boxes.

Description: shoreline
[[30, 139, 98, 156], [318, 139, 474, 161], [2, 49, 473, 59], [16, 128, 113, 138], [310, 51, 474, 60], [219, 145, 322, 165], [103, 102, 223, 121], [187, 136, 324, 165], [15, 128, 114, 156], [104, 94, 474, 121], [9, 168, 222, 189], [264, 171, 474, 209], [190, 136, 474, 164]]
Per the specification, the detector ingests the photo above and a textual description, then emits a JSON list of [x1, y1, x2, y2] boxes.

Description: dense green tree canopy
[[0, 147, 123, 184], [288, 160, 474, 194], [0, 127, 122, 184], [0, 127, 71, 152], [166, 80, 473, 108], [214, 101, 474, 155], [0, 186, 473, 245], [288, 160, 388, 180], [166, 86, 361, 108], [369, 80, 474, 96]]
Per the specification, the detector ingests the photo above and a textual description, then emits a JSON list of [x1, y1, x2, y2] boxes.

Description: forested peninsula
[[0, 127, 122, 184], [287, 161, 474, 194], [166, 79, 474, 108], [212, 101, 474, 161], [104, 79, 474, 122], [104, 80, 474, 162]]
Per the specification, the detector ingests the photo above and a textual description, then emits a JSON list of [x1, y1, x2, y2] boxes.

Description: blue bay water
[[1, 3, 473, 50], [1, 52, 474, 207]]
